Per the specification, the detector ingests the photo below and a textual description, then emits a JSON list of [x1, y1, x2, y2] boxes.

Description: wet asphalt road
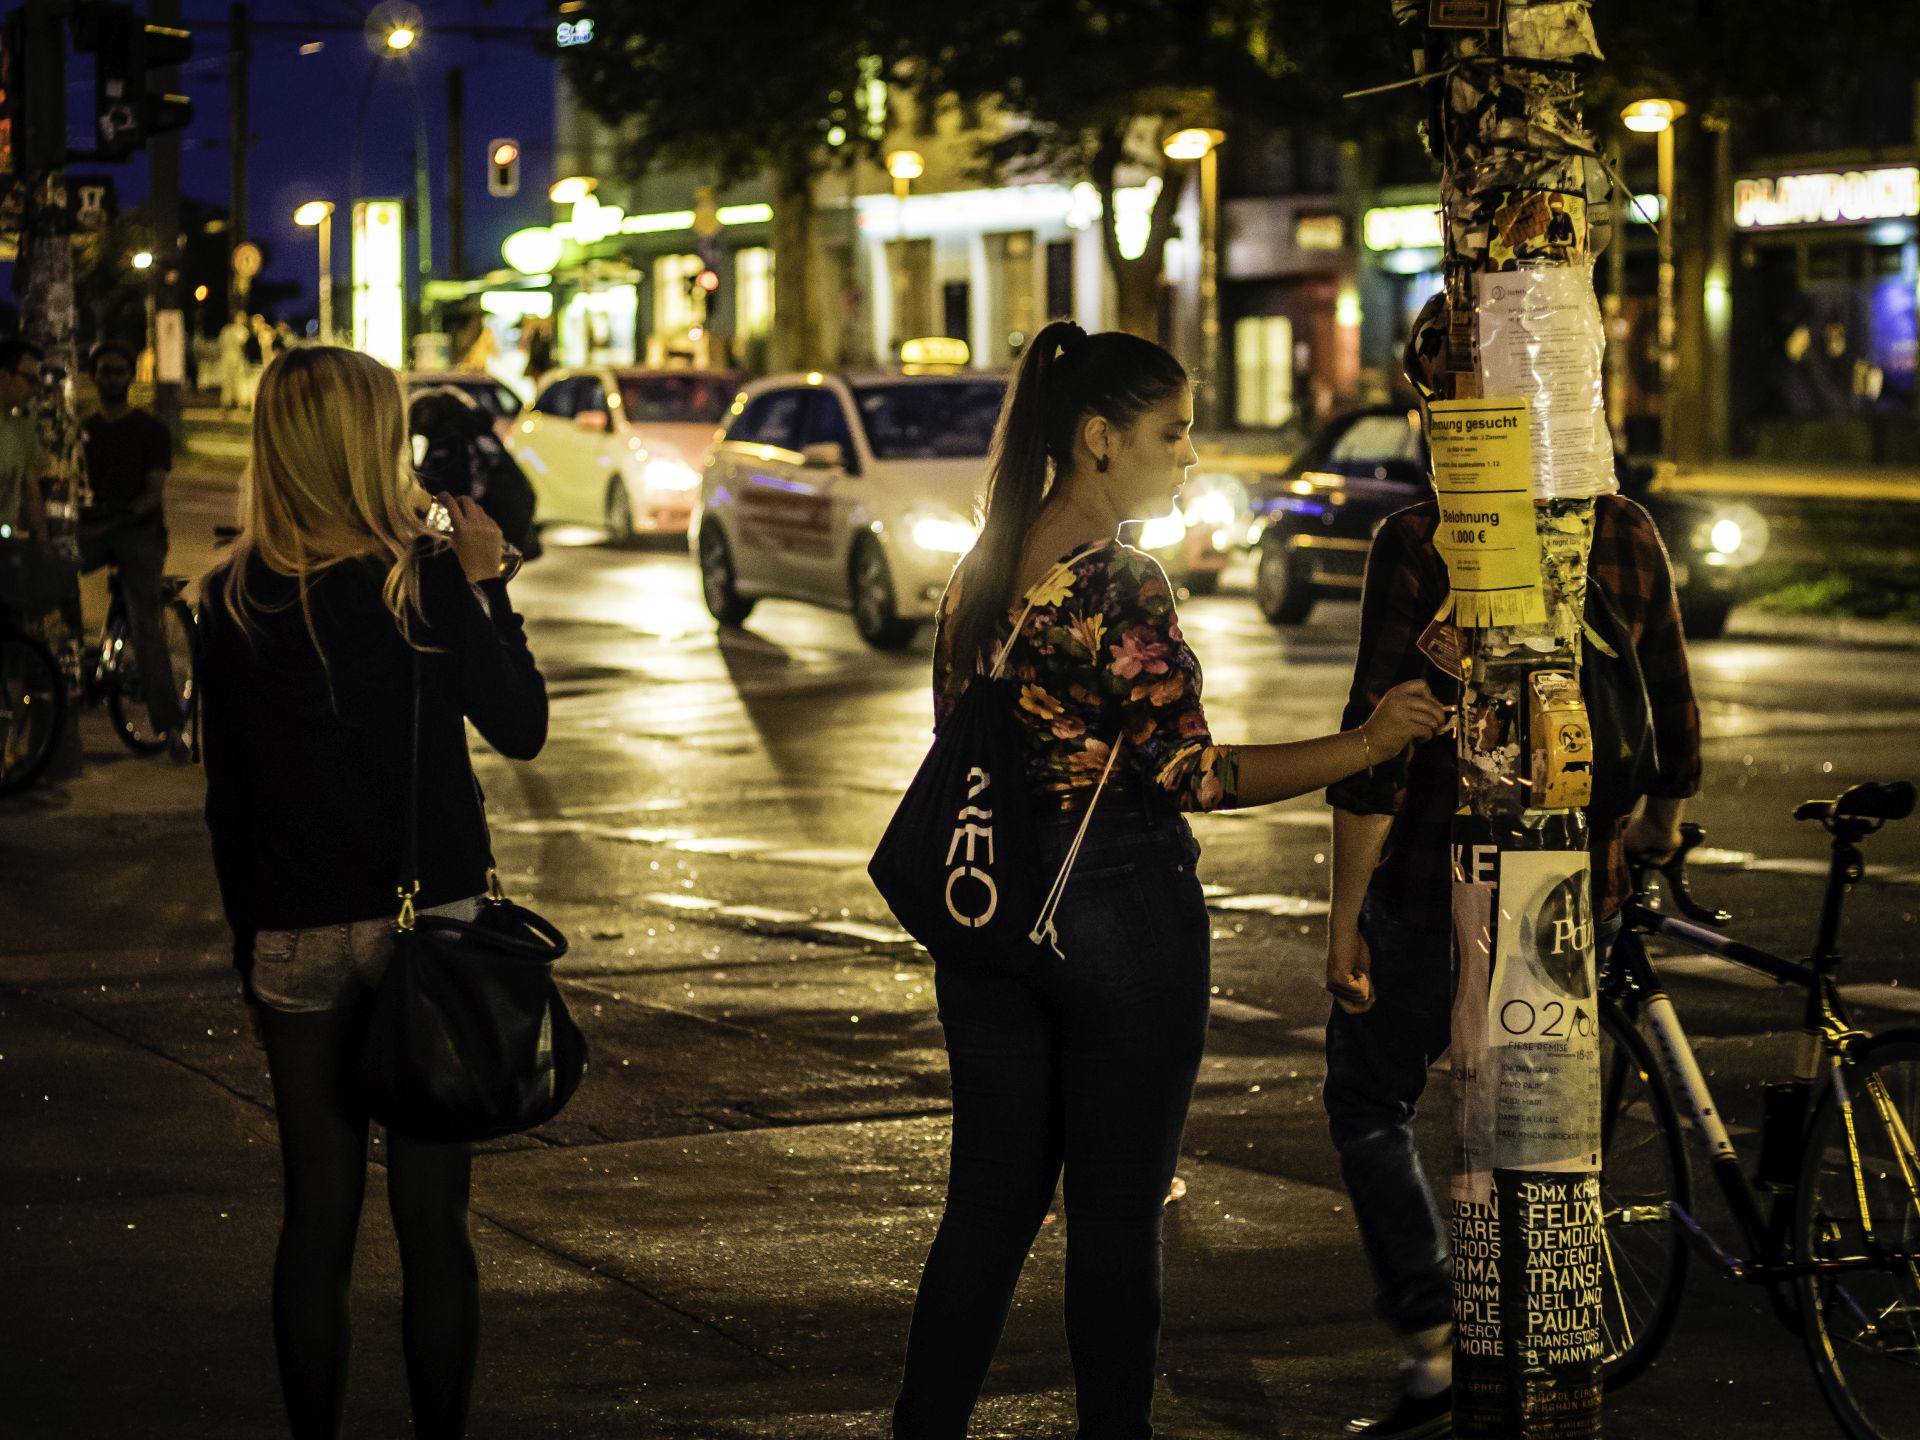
[[24, 484, 1920, 1436]]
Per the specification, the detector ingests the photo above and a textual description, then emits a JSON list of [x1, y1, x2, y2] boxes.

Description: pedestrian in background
[[893, 321, 1445, 1439], [218, 312, 251, 414], [0, 337, 48, 541], [199, 346, 548, 1440], [75, 340, 188, 759]]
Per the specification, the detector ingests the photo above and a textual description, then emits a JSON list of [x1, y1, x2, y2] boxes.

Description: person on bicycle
[[1321, 355, 1704, 1434], [76, 339, 188, 760], [199, 346, 547, 1440], [892, 321, 1448, 1439], [0, 337, 49, 543]]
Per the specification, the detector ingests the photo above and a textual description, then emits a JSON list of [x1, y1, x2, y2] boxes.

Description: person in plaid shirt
[[1322, 493, 1702, 1438]]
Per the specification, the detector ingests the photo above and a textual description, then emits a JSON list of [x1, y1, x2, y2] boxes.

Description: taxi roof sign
[[900, 336, 969, 373]]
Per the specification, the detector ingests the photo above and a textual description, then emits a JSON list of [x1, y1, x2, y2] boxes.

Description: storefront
[[1356, 196, 1446, 400], [1729, 159, 1920, 463]]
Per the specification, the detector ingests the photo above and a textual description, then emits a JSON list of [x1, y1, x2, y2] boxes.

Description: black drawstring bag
[[1580, 579, 1660, 837], [360, 652, 587, 1143], [868, 547, 1120, 977]]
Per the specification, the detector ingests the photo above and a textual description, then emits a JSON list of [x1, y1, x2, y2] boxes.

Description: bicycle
[[81, 560, 197, 755], [0, 608, 65, 794], [1594, 780, 1920, 1438]]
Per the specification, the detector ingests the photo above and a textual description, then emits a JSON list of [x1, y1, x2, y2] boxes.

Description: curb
[[1724, 608, 1920, 650]]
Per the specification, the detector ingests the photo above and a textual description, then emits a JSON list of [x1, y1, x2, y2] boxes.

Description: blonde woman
[[200, 346, 546, 1440]]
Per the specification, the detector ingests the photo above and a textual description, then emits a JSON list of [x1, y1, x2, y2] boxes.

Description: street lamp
[[131, 250, 154, 270], [1622, 97, 1686, 461], [1163, 128, 1226, 430], [383, 23, 414, 51], [885, 151, 925, 354], [549, 175, 595, 206], [295, 201, 336, 340]]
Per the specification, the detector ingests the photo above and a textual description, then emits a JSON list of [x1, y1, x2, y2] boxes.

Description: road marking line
[[815, 920, 914, 945], [1210, 996, 1287, 1024], [1208, 893, 1331, 917], [643, 892, 719, 912], [673, 837, 776, 856], [716, 903, 811, 924]]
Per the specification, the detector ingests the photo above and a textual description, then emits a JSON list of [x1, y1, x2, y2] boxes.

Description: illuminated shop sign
[[555, 18, 593, 47], [352, 199, 405, 368], [1295, 212, 1347, 251], [1734, 167, 1920, 229], [1363, 203, 1444, 251]]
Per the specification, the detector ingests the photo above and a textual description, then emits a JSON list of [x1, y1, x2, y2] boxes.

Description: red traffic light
[[695, 269, 719, 293]]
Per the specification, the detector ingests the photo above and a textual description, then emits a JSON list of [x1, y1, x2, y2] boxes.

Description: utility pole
[[226, 0, 248, 314], [446, 65, 465, 280], [1391, 1, 1615, 1434], [149, 0, 184, 425], [14, 0, 86, 777]]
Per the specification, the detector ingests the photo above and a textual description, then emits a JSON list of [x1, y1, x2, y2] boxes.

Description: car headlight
[[909, 515, 978, 554], [1183, 490, 1237, 529], [1694, 504, 1768, 567], [1137, 511, 1187, 551], [641, 457, 700, 492]]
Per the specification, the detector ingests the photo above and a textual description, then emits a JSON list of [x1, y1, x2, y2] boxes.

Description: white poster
[[1488, 849, 1600, 1173], [1475, 266, 1616, 500]]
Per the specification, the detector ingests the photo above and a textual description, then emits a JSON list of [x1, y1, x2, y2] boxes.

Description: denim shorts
[[251, 895, 485, 1014]]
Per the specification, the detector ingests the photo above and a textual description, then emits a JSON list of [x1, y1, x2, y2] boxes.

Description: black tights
[[261, 1007, 478, 1440]]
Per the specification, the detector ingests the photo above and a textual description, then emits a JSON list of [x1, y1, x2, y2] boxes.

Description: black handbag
[[359, 653, 586, 1143], [868, 546, 1120, 976]]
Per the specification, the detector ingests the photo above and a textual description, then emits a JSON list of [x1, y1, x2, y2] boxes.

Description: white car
[[692, 371, 1006, 648], [506, 367, 741, 543]]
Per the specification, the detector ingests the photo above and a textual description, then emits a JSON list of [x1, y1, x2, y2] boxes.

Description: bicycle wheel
[[106, 598, 195, 754], [1798, 1034, 1920, 1439], [1598, 996, 1693, 1388], [0, 627, 65, 795]]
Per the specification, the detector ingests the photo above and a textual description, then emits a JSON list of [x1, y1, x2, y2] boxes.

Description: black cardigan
[[200, 541, 547, 995]]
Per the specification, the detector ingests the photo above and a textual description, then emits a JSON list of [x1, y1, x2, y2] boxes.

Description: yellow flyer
[[1427, 397, 1547, 628]]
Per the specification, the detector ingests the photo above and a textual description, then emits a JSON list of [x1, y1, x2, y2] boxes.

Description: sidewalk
[[0, 719, 1847, 1438]]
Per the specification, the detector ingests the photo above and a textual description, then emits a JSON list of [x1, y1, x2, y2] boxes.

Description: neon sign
[[1735, 167, 1920, 229]]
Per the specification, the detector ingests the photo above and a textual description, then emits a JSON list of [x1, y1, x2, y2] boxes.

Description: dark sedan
[[1245, 405, 1761, 638]]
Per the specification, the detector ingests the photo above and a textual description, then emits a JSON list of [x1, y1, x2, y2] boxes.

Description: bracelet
[[1358, 725, 1376, 778]]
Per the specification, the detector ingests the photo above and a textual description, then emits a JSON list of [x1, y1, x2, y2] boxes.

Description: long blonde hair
[[218, 345, 438, 650]]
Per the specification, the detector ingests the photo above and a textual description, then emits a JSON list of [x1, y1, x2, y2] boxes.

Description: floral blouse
[[933, 540, 1241, 812]]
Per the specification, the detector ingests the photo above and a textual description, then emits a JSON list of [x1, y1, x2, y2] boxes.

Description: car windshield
[[853, 381, 1005, 461], [617, 375, 735, 424]]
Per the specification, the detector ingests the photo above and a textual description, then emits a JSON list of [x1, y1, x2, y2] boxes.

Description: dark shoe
[[1343, 1387, 1451, 1438]]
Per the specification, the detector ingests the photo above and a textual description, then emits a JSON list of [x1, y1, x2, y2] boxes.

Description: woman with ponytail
[[893, 322, 1446, 1438]]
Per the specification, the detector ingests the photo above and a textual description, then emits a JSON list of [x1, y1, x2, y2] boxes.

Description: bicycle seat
[[1794, 780, 1916, 824]]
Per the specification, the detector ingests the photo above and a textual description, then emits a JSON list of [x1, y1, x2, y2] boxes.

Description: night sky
[[16, 0, 558, 321]]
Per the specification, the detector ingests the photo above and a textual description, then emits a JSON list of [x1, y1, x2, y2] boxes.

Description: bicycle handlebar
[[1632, 821, 1734, 928]]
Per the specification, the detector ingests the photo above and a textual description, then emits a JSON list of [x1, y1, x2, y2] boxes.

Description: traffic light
[[488, 139, 521, 197], [82, 2, 193, 160]]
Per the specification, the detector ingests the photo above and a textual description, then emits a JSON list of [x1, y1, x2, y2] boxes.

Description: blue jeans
[[894, 801, 1209, 1440], [1323, 894, 1621, 1341]]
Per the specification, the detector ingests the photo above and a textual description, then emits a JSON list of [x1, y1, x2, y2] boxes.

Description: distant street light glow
[[1162, 127, 1224, 161], [131, 250, 154, 270], [294, 200, 334, 226], [549, 176, 596, 205], [1621, 98, 1684, 134], [886, 150, 925, 182], [384, 24, 415, 50]]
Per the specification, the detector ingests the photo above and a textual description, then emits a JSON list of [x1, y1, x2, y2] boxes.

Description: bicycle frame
[[1605, 820, 1901, 1287]]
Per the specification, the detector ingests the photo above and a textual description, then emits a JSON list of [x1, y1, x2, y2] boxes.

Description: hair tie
[[1056, 322, 1089, 357]]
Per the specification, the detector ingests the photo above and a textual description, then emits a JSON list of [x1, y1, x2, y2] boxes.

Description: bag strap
[[396, 647, 423, 930], [1027, 739, 1125, 960], [987, 541, 1112, 681]]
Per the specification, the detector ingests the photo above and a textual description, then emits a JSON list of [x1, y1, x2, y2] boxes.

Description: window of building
[[736, 247, 775, 340], [653, 253, 705, 339], [1233, 315, 1294, 429], [1045, 240, 1074, 322]]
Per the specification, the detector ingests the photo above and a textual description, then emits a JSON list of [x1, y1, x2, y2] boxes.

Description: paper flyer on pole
[[1427, 397, 1547, 628], [1475, 267, 1616, 501], [1488, 850, 1600, 1174]]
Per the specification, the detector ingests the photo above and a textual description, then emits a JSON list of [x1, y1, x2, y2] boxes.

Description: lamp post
[[351, 8, 432, 345], [886, 149, 924, 356], [1163, 127, 1225, 430], [1622, 98, 1686, 462], [295, 201, 335, 340]]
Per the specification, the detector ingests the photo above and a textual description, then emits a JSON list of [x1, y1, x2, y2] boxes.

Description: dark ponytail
[[948, 322, 1188, 672]]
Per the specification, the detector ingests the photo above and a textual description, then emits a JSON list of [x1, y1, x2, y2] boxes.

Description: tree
[[564, 3, 895, 370], [902, 3, 1399, 337]]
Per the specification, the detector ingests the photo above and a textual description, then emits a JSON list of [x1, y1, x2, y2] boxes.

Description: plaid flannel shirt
[[1327, 495, 1702, 932]]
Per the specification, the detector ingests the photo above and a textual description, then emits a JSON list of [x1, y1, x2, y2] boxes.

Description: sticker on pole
[[1427, 397, 1546, 628], [1489, 850, 1600, 1172]]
